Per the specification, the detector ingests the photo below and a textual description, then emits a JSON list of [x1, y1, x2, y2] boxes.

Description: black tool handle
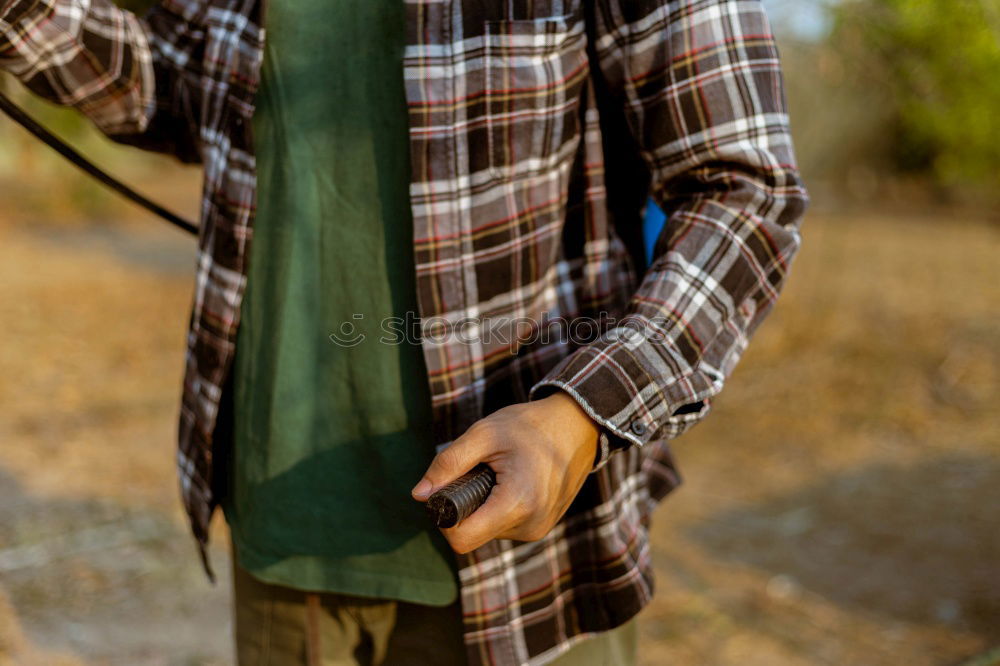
[[426, 464, 497, 528]]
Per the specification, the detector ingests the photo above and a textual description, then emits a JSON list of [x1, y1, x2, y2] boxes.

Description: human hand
[[411, 391, 599, 554]]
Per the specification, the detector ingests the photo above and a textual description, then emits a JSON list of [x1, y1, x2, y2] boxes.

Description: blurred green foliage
[[831, 0, 1000, 188]]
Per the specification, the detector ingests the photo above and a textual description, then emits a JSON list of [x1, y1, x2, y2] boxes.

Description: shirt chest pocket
[[482, 16, 589, 179]]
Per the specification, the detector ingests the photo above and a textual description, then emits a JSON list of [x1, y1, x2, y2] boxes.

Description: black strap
[[0, 90, 198, 236]]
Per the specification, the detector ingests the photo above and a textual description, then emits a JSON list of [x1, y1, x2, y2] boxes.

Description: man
[[0, 0, 807, 663]]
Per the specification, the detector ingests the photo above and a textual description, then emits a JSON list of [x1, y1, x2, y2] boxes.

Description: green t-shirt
[[223, 0, 458, 605]]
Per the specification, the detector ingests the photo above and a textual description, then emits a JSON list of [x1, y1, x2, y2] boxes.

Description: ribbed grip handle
[[425, 464, 497, 528]]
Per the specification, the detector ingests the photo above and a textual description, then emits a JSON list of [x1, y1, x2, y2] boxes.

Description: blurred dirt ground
[[0, 210, 997, 665]]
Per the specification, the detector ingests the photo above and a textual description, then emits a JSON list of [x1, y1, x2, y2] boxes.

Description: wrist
[[544, 390, 600, 463]]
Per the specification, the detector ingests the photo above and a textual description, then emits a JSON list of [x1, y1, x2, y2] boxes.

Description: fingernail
[[412, 479, 432, 499]]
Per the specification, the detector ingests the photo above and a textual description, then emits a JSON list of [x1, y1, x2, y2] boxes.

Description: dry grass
[[639, 212, 999, 665], [0, 210, 996, 664]]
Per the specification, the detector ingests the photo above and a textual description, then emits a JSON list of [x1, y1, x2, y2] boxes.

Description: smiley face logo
[[328, 314, 366, 347]]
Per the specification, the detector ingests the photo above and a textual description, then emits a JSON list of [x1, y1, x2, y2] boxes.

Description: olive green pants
[[233, 562, 638, 665]]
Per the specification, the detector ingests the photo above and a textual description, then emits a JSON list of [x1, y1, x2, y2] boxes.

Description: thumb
[[411, 428, 494, 501]]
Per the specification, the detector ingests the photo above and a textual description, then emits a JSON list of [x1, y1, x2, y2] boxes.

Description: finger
[[441, 478, 528, 554], [411, 426, 496, 500], [494, 518, 551, 544]]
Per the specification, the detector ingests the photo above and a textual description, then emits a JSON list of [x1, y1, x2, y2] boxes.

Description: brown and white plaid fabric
[[1, 0, 807, 663]]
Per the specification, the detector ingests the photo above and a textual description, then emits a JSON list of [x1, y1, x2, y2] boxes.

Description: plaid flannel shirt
[[1, 0, 807, 663]]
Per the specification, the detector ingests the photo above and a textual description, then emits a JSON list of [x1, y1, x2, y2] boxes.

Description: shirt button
[[630, 420, 647, 436]]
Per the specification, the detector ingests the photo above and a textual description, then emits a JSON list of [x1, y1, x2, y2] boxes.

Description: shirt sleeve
[[531, 0, 809, 459], [0, 0, 204, 162]]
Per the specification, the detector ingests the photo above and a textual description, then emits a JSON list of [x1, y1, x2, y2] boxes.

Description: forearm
[[0, 0, 154, 135], [535, 156, 807, 444]]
